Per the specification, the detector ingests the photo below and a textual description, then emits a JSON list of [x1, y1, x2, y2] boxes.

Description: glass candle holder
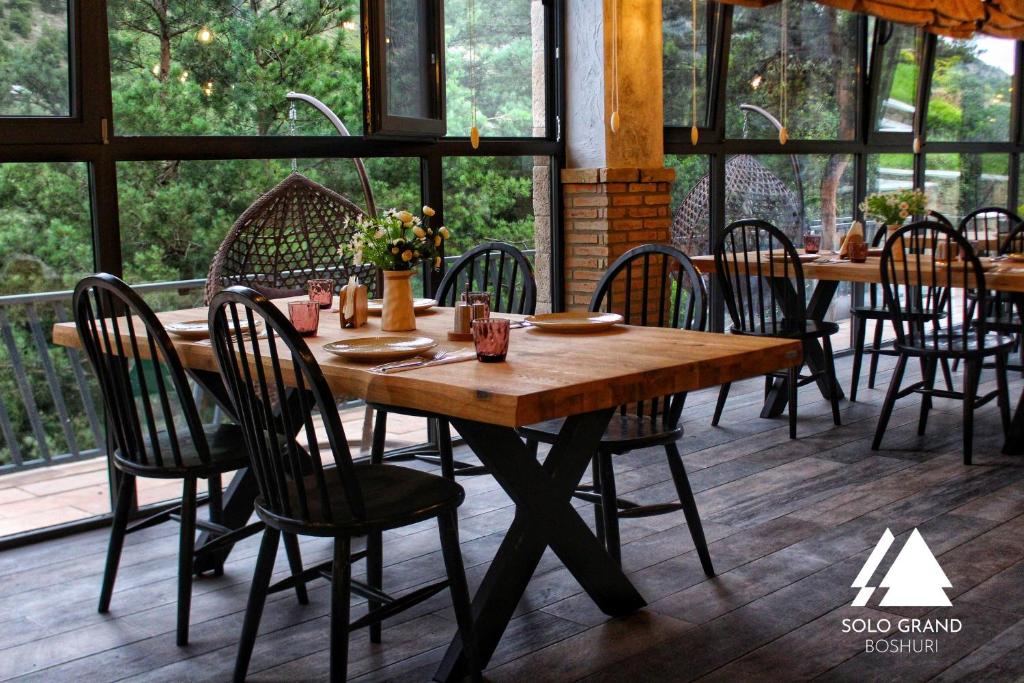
[[288, 300, 320, 336], [849, 240, 869, 263], [307, 278, 334, 309], [803, 233, 821, 254], [472, 318, 510, 363]]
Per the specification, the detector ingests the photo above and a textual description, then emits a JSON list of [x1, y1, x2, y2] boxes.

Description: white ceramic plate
[[524, 311, 624, 333], [366, 299, 437, 315], [166, 319, 261, 340], [322, 336, 438, 362]]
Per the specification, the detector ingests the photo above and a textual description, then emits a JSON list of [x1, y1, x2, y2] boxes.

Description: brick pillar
[[562, 166, 675, 311]]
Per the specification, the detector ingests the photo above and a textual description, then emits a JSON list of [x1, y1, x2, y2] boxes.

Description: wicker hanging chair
[[204, 172, 375, 304], [671, 154, 802, 256]]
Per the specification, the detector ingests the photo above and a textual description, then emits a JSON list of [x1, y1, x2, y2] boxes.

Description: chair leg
[[233, 528, 281, 683], [712, 383, 731, 426], [437, 418, 456, 481], [953, 298, 979, 374], [939, 357, 954, 393], [821, 336, 842, 426], [963, 359, 978, 465], [370, 408, 387, 465], [437, 510, 483, 683], [597, 450, 621, 566], [98, 472, 134, 614], [366, 529, 383, 644], [177, 476, 197, 647], [591, 455, 605, 547], [873, 354, 908, 451], [282, 533, 309, 605], [996, 351, 1013, 438], [665, 442, 714, 576], [850, 314, 867, 402], [868, 320, 885, 389], [526, 438, 539, 458], [918, 357, 937, 436], [330, 536, 353, 683], [787, 366, 798, 439]]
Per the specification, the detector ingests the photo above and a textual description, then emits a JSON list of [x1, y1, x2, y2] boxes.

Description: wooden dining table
[[690, 252, 1024, 455], [53, 299, 802, 679]]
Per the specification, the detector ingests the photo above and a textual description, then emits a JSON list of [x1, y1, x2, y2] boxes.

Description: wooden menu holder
[[339, 282, 368, 328]]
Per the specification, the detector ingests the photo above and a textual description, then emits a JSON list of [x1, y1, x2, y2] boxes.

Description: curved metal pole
[[286, 92, 377, 217], [739, 103, 805, 229]]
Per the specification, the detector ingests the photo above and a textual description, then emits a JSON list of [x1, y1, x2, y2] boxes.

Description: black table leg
[[435, 409, 646, 681], [761, 279, 844, 417], [1005, 389, 1024, 455]]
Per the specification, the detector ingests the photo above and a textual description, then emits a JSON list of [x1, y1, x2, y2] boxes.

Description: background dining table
[[53, 298, 803, 680], [689, 252, 1024, 455]]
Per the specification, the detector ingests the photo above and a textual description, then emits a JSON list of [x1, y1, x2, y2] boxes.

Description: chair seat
[[730, 320, 839, 340], [114, 423, 251, 478], [851, 305, 946, 321], [258, 463, 464, 536], [519, 413, 682, 453], [977, 314, 1022, 334], [897, 332, 1017, 358]]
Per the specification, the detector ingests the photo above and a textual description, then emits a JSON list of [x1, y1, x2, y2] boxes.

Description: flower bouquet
[[342, 206, 450, 331], [859, 189, 927, 262]]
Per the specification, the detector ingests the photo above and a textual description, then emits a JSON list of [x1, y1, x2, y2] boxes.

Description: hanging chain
[[690, 0, 698, 144], [289, 102, 298, 172], [779, 0, 788, 143], [470, 0, 476, 130]]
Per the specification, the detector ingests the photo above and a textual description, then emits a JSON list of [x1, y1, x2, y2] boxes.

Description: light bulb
[[750, 74, 763, 90], [196, 27, 214, 44], [342, 20, 357, 31], [152, 63, 161, 76]]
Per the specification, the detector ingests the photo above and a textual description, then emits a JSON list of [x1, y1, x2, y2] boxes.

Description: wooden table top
[[690, 252, 1024, 293], [53, 300, 803, 428]]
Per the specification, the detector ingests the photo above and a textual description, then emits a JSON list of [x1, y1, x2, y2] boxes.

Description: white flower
[[353, 248, 363, 266]]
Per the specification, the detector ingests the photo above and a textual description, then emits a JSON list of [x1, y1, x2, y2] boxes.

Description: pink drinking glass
[[288, 300, 320, 336], [472, 318, 510, 363], [307, 278, 334, 309], [803, 233, 821, 254]]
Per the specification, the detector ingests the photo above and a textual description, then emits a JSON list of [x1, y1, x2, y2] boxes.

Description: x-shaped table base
[[434, 408, 647, 681]]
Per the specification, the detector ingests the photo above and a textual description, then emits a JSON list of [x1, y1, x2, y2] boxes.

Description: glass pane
[[107, 2, 362, 136], [0, 0, 70, 116], [0, 163, 104, 536], [925, 154, 1009, 225], [663, 0, 709, 128], [726, 4, 858, 140], [927, 36, 1014, 142], [442, 155, 551, 309], [873, 23, 919, 133], [385, 0, 430, 120], [116, 157, 419, 309], [864, 152, 914, 234], [445, 0, 544, 137]]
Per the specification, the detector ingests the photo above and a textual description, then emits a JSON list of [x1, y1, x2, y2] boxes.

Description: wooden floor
[[2, 352, 1023, 682]]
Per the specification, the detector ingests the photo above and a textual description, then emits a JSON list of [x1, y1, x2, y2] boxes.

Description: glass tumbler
[[288, 300, 320, 336], [849, 240, 869, 263], [472, 318, 510, 363], [803, 232, 821, 254], [307, 278, 334, 309]]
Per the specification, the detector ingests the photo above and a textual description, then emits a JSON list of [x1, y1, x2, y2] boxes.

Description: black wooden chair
[[519, 244, 713, 574], [711, 219, 843, 438], [872, 221, 1014, 463], [208, 286, 480, 682], [74, 273, 281, 647], [374, 241, 536, 479]]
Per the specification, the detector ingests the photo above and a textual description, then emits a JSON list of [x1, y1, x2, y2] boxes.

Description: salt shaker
[[454, 301, 473, 334]]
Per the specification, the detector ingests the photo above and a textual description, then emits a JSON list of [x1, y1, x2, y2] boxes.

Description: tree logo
[[851, 528, 952, 608]]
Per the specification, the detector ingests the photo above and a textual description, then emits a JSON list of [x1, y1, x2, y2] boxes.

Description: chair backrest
[[1001, 221, 1024, 255], [205, 173, 373, 304], [208, 286, 363, 525], [590, 243, 707, 331], [590, 244, 708, 429], [715, 219, 807, 335], [959, 206, 1023, 257], [435, 242, 537, 314], [880, 221, 995, 354], [73, 274, 209, 470]]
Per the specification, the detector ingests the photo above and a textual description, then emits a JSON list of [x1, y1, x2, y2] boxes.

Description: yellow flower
[[401, 249, 413, 262], [412, 226, 426, 238], [434, 256, 442, 268], [439, 226, 450, 239], [397, 210, 413, 224], [422, 205, 435, 217], [391, 246, 399, 254], [434, 235, 442, 246], [899, 209, 909, 218]]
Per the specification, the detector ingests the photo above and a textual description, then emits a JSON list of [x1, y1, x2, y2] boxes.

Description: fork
[[371, 348, 450, 373]]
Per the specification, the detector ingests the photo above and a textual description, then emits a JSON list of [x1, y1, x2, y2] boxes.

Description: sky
[[974, 35, 1016, 75]]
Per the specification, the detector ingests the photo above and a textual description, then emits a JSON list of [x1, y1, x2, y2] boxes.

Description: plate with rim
[[524, 311, 624, 333], [166, 319, 261, 340], [366, 298, 437, 315], [1007, 252, 1024, 263], [322, 336, 437, 362]]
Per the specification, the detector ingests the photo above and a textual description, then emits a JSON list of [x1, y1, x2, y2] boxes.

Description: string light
[[750, 73, 763, 90], [151, 63, 161, 77], [202, 80, 214, 97], [341, 20, 357, 31], [196, 26, 214, 44], [178, 70, 189, 84]]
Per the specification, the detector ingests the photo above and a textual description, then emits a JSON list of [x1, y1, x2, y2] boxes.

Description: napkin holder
[[339, 280, 368, 328], [839, 220, 865, 259]]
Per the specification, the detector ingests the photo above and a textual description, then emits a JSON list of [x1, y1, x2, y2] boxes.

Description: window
[[445, 0, 545, 138], [726, 4, 858, 140], [925, 154, 1009, 225], [107, 1, 363, 136], [663, 0, 710, 128], [872, 23, 920, 134], [927, 36, 1014, 143], [0, 0, 71, 117]]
